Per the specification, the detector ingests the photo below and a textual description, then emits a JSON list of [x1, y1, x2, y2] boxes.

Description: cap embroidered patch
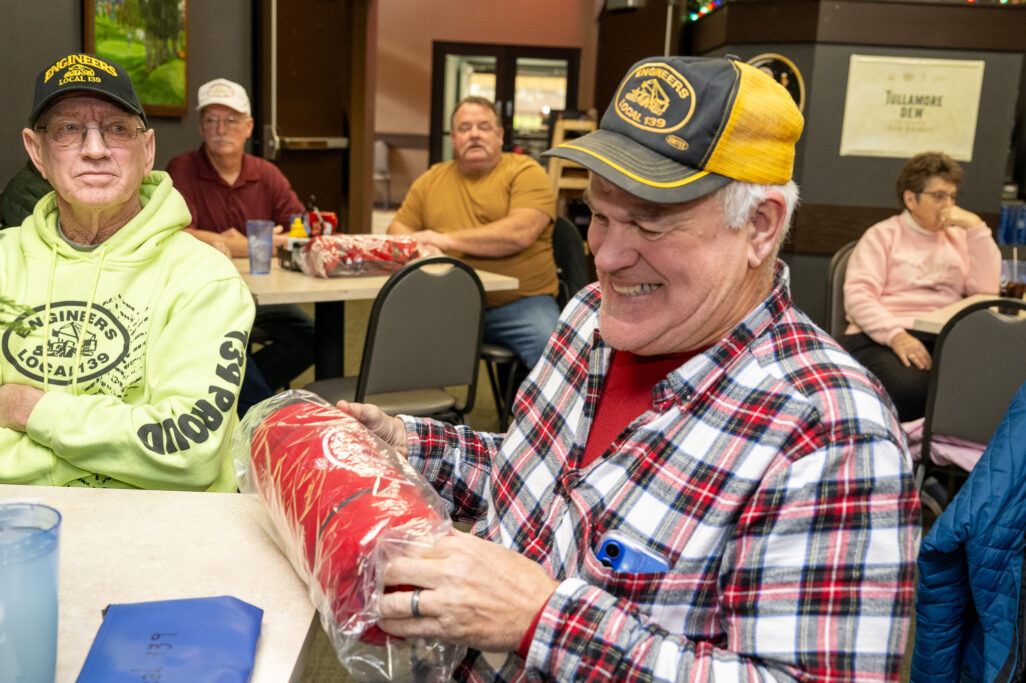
[[615, 63, 695, 134]]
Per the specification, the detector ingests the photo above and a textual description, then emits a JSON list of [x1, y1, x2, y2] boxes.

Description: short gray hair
[[714, 180, 800, 245], [450, 96, 502, 129]]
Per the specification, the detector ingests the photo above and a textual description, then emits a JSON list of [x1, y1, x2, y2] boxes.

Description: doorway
[[251, 0, 376, 236], [429, 42, 581, 165]]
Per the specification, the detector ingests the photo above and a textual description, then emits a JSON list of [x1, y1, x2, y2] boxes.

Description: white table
[[235, 258, 518, 379], [0, 485, 318, 683], [235, 257, 519, 306]]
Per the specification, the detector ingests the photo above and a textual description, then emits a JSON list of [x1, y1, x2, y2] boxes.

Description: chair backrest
[[356, 256, 486, 410], [922, 299, 1026, 454], [551, 216, 591, 308], [372, 140, 390, 179], [825, 241, 857, 339]]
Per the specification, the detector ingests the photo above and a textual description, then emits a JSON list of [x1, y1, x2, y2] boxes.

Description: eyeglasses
[[201, 115, 246, 131], [36, 120, 146, 148], [918, 190, 958, 203], [36, 118, 146, 146]]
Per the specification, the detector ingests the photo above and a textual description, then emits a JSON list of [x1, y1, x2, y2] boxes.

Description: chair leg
[[484, 360, 506, 426]]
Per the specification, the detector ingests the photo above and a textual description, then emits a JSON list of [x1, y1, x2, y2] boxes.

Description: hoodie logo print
[[1, 301, 129, 385]]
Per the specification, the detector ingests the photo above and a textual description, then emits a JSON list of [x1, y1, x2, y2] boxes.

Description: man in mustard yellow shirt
[[387, 97, 559, 369]]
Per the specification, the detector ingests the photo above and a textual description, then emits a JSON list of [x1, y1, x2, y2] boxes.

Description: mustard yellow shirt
[[395, 153, 558, 307]]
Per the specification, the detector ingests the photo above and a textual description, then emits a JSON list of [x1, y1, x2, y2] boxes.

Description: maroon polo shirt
[[166, 146, 305, 233]]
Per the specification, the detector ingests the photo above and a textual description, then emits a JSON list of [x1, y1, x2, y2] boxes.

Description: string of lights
[[687, 0, 1019, 23]]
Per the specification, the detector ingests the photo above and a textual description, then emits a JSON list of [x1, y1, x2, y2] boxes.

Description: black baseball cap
[[29, 53, 147, 127], [544, 56, 803, 204]]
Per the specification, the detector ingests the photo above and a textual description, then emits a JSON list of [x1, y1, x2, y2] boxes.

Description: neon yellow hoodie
[[0, 171, 255, 491]]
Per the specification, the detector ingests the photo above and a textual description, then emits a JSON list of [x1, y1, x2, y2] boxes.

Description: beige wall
[[374, 0, 600, 205]]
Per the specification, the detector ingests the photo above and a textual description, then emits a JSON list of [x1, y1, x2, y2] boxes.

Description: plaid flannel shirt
[[403, 263, 920, 682]]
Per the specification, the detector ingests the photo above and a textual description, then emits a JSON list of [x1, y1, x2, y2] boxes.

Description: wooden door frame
[[251, 0, 377, 236]]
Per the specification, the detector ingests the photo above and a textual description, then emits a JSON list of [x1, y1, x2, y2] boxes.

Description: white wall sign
[[839, 55, 985, 162]]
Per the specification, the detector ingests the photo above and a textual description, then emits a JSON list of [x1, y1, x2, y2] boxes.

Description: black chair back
[[825, 241, 857, 340], [552, 216, 590, 308]]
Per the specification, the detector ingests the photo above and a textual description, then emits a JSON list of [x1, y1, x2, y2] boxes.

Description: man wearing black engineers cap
[[0, 53, 253, 491], [342, 56, 919, 681]]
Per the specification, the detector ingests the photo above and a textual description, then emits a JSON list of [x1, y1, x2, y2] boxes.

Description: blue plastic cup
[[246, 219, 275, 274], [999, 203, 1021, 245], [0, 502, 61, 683], [1016, 205, 1026, 247]]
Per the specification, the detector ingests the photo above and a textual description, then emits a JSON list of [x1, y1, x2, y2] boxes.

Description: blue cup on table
[[999, 203, 1017, 245], [246, 219, 275, 274], [0, 502, 61, 683]]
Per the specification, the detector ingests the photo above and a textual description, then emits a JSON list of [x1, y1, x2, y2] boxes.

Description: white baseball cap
[[196, 78, 251, 116]]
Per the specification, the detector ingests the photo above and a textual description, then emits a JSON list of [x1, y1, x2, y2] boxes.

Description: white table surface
[[0, 484, 319, 683], [912, 294, 1024, 334], [235, 258, 518, 306], [236, 257, 520, 379]]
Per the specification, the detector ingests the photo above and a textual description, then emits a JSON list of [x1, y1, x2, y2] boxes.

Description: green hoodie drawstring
[[70, 247, 107, 393], [42, 244, 57, 392], [41, 240, 107, 393]]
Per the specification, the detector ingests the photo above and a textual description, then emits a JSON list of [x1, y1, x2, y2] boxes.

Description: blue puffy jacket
[[912, 382, 1026, 682]]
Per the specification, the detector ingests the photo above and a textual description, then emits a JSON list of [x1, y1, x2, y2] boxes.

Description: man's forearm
[[185, 227, 247, 258], [409, 208, 550, 258], [430, 218, 532, 256]]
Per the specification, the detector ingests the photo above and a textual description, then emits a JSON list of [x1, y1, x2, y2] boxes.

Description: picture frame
[[83, 0, 189, 118]]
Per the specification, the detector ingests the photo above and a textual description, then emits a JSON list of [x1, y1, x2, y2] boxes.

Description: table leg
[[313, 301, 345, 380]]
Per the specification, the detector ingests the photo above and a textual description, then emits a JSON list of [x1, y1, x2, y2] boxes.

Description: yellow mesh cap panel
[[704, 62, 804, 185]]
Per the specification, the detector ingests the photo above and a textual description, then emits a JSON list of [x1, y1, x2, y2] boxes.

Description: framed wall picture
[[83, 0, 189, 118], [839, 55, 984, 162]]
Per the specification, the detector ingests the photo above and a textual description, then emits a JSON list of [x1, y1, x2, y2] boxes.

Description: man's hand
[[335, 400, 408, 456], [272, 225, 289, 250], [890, 330, 932, 370], [940, 205, 983, 231], [410, 230, 449, 256], [210, 238, 233, 259], [0, 384, 45, 431], [378, 529, 560, 652]]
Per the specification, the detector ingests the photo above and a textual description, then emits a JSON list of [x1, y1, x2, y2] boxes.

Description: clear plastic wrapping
[[231, 390, 464, 682], [289, 234, 421, 278]]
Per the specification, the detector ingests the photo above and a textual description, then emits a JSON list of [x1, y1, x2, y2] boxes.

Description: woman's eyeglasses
[[918, 190, 958, 203]]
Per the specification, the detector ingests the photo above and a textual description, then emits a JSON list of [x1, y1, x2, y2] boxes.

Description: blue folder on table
[[77, 595, 263, 682]]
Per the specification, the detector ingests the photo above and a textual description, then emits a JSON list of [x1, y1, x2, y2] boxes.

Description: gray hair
[[714, 180, 800, 245], [450, 96, 502, 129]]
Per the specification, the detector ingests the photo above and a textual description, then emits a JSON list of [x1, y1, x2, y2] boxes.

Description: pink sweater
[[843, 212, 1001, 345]]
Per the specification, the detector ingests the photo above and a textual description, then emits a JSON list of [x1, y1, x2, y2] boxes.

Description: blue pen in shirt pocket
[[596, 531, 670, 573]]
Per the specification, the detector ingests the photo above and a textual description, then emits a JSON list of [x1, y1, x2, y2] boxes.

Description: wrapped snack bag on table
[[231, 390, 465, 682], [296, 234, 420, 278]]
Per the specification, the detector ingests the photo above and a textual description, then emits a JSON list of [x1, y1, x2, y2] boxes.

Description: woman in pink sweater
[[842, 151, 1001, 422]]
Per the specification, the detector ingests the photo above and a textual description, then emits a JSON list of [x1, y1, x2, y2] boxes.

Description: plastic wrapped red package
[[297, 234, 420, 278], [232, 390, 464, 682]]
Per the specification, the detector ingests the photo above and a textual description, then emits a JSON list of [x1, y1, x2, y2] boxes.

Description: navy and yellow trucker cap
[[29, 53, 147, 127], [544, 56, 803, 204]]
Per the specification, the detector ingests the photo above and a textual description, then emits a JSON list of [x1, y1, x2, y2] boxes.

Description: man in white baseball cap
[[167, 77, 314, 399]]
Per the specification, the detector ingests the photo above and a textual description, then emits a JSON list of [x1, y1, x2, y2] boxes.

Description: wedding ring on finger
[[411, 587, 423, 619]]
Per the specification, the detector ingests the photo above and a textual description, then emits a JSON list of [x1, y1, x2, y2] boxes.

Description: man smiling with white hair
[[342, 55, 919, 681]]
